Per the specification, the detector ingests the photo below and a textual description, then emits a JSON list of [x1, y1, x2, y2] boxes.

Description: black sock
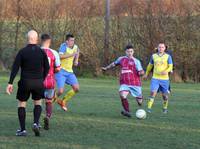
[[18, 107, 26, 131], [33, 105, 42, 125]]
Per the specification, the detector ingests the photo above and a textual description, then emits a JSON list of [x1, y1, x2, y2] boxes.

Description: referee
[[6, 30, 50, 136]]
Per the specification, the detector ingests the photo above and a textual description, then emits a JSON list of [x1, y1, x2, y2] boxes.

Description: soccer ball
[[136, 109, 146, 119]]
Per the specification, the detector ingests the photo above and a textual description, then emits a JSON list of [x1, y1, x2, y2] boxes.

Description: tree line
[[0, 0, 199, 82]]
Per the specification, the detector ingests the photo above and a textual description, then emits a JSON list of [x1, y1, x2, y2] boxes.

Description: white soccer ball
[[136, 109, 146, 119]]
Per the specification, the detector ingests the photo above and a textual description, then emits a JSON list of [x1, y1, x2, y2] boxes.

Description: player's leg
[[31, 79, 44, 136], [119, 85, 131, 117], [54, 70, 68, 111], [44, 89, 54, 130], [16, 101, 27, 136], [160, 80, 170, 113], [147, 79, 159, 113], [55, 70, 66, 98], [16, 80, 30, 136], [129, 86, 143, 106], [63, 73, 79, 102]]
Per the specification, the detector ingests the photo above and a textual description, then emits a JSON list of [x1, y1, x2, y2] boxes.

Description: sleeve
[[167, 55, 173, 64], [114, 57, 122, 65], [8, 51, 22, 84], [135, 59, 143, 71], [166, 55, 173, 72], [145, 55, 154, 75], [58, 43, 67, 55], [52, 50, 61, 67], [42, 51, 50, 79], [149, 55, 154, 64]]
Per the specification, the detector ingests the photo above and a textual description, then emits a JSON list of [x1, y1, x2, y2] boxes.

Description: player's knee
[[34, 100, 42, 106], [162, 94, 168, 101], [136, 97, 143, 105], [18, 101, 26, 108], [150, 92, 156, 97], [73, 87, 79, 93], [119, 92, 127, 99], [72, 85, 79, 93], [58, 88, 64, 95]]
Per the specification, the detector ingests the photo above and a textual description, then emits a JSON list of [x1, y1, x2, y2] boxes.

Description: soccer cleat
[[57, 99, 68, 111], [146, 108, 152, 113], [163, 109, 168, 114], [32, 123, 40, 136], [16, 129, 27, 136], [121, 110, 131, 118], [43, 117, 49, 130]]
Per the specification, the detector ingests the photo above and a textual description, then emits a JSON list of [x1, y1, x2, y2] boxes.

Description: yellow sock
[[147, 97, 154, 109], [63, 89, 76, 103], [163, 100, 168, 109]]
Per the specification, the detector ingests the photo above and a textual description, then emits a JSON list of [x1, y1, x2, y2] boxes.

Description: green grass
[[0, 75, 200, 149]]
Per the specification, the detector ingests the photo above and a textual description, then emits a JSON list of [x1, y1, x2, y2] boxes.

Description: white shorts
[[44, 89, 55, 100]]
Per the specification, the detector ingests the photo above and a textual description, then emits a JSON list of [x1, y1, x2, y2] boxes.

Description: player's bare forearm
[[59, 53, 75, 59], [102, 62, 116, 71], [73, 51, 79, 66]]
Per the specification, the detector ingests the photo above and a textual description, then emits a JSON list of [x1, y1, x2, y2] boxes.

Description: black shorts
[[17, 79, 45, 101]]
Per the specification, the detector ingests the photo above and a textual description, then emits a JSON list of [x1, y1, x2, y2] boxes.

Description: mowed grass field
[[0, 74, 200, 149]]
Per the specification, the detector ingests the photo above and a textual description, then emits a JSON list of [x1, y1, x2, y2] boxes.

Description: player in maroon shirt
[[41, 34, 61, 130], [102, 45, 144, 118]]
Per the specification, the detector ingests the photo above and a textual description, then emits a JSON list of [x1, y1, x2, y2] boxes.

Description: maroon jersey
[[114, 56, 143, 86], [43, 48, 56, 89]]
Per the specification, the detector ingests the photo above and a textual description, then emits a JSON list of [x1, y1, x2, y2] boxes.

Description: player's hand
[[73, 51, 78, 56], [74, 61, 79, 66], [101, 67, 107, 71], [142, 74, 148, 80], [6, 84, 13, 95], [160, 71, 168, 75], [138, 70, 145, 76]]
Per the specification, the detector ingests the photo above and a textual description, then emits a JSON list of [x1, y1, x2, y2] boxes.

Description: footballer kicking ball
[[136, 109, 146, 119]]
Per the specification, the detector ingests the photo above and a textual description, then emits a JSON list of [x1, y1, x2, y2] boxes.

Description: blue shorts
[[151, 78, 170, 94], [55, 69, 78, 89], [119, 85, 142, 98]]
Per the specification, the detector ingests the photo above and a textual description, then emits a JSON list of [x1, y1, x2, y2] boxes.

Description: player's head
[[157, 42, 166, 53], [125, 44, 134, 57], [66, 33, 75, 48], [27, 30, 38, 44], [41, 34, 51, 48]]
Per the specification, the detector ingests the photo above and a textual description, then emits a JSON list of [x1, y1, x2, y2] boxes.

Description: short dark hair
[[41, 34, 51, 42], [124, 44, 134, 51], [158, 41, 165, 45], [66, 33, 74, 40]]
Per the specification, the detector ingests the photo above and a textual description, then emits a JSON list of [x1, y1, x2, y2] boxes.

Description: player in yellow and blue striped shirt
[[54, 34, 80, 111], [143, 42, 173, 114]]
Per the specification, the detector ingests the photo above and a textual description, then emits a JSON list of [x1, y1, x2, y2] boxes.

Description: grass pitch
[[0, 75, 200, 149]]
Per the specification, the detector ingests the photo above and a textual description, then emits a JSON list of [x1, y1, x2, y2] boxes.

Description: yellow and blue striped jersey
[[146, 53, 173, 80], [58, 43, 78, 73]]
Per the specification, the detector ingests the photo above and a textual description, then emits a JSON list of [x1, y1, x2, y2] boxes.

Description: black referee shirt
[[8, 44, 50, 84]]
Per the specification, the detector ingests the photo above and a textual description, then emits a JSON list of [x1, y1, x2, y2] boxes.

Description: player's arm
[[161, 55, 173, 75], [7, 51, 22, 95], [73, 48, 80, 66], [145, 63, 153, 76], [102, 57, 122, 71], [52, 49, 61, 73], [60, 52, 77, 59], [135, 59, 144, 76], [58, 43, 77, 59], [143, 56, 154, 79], [43, 50, 50, 79], [102, 62, 116, 71]]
